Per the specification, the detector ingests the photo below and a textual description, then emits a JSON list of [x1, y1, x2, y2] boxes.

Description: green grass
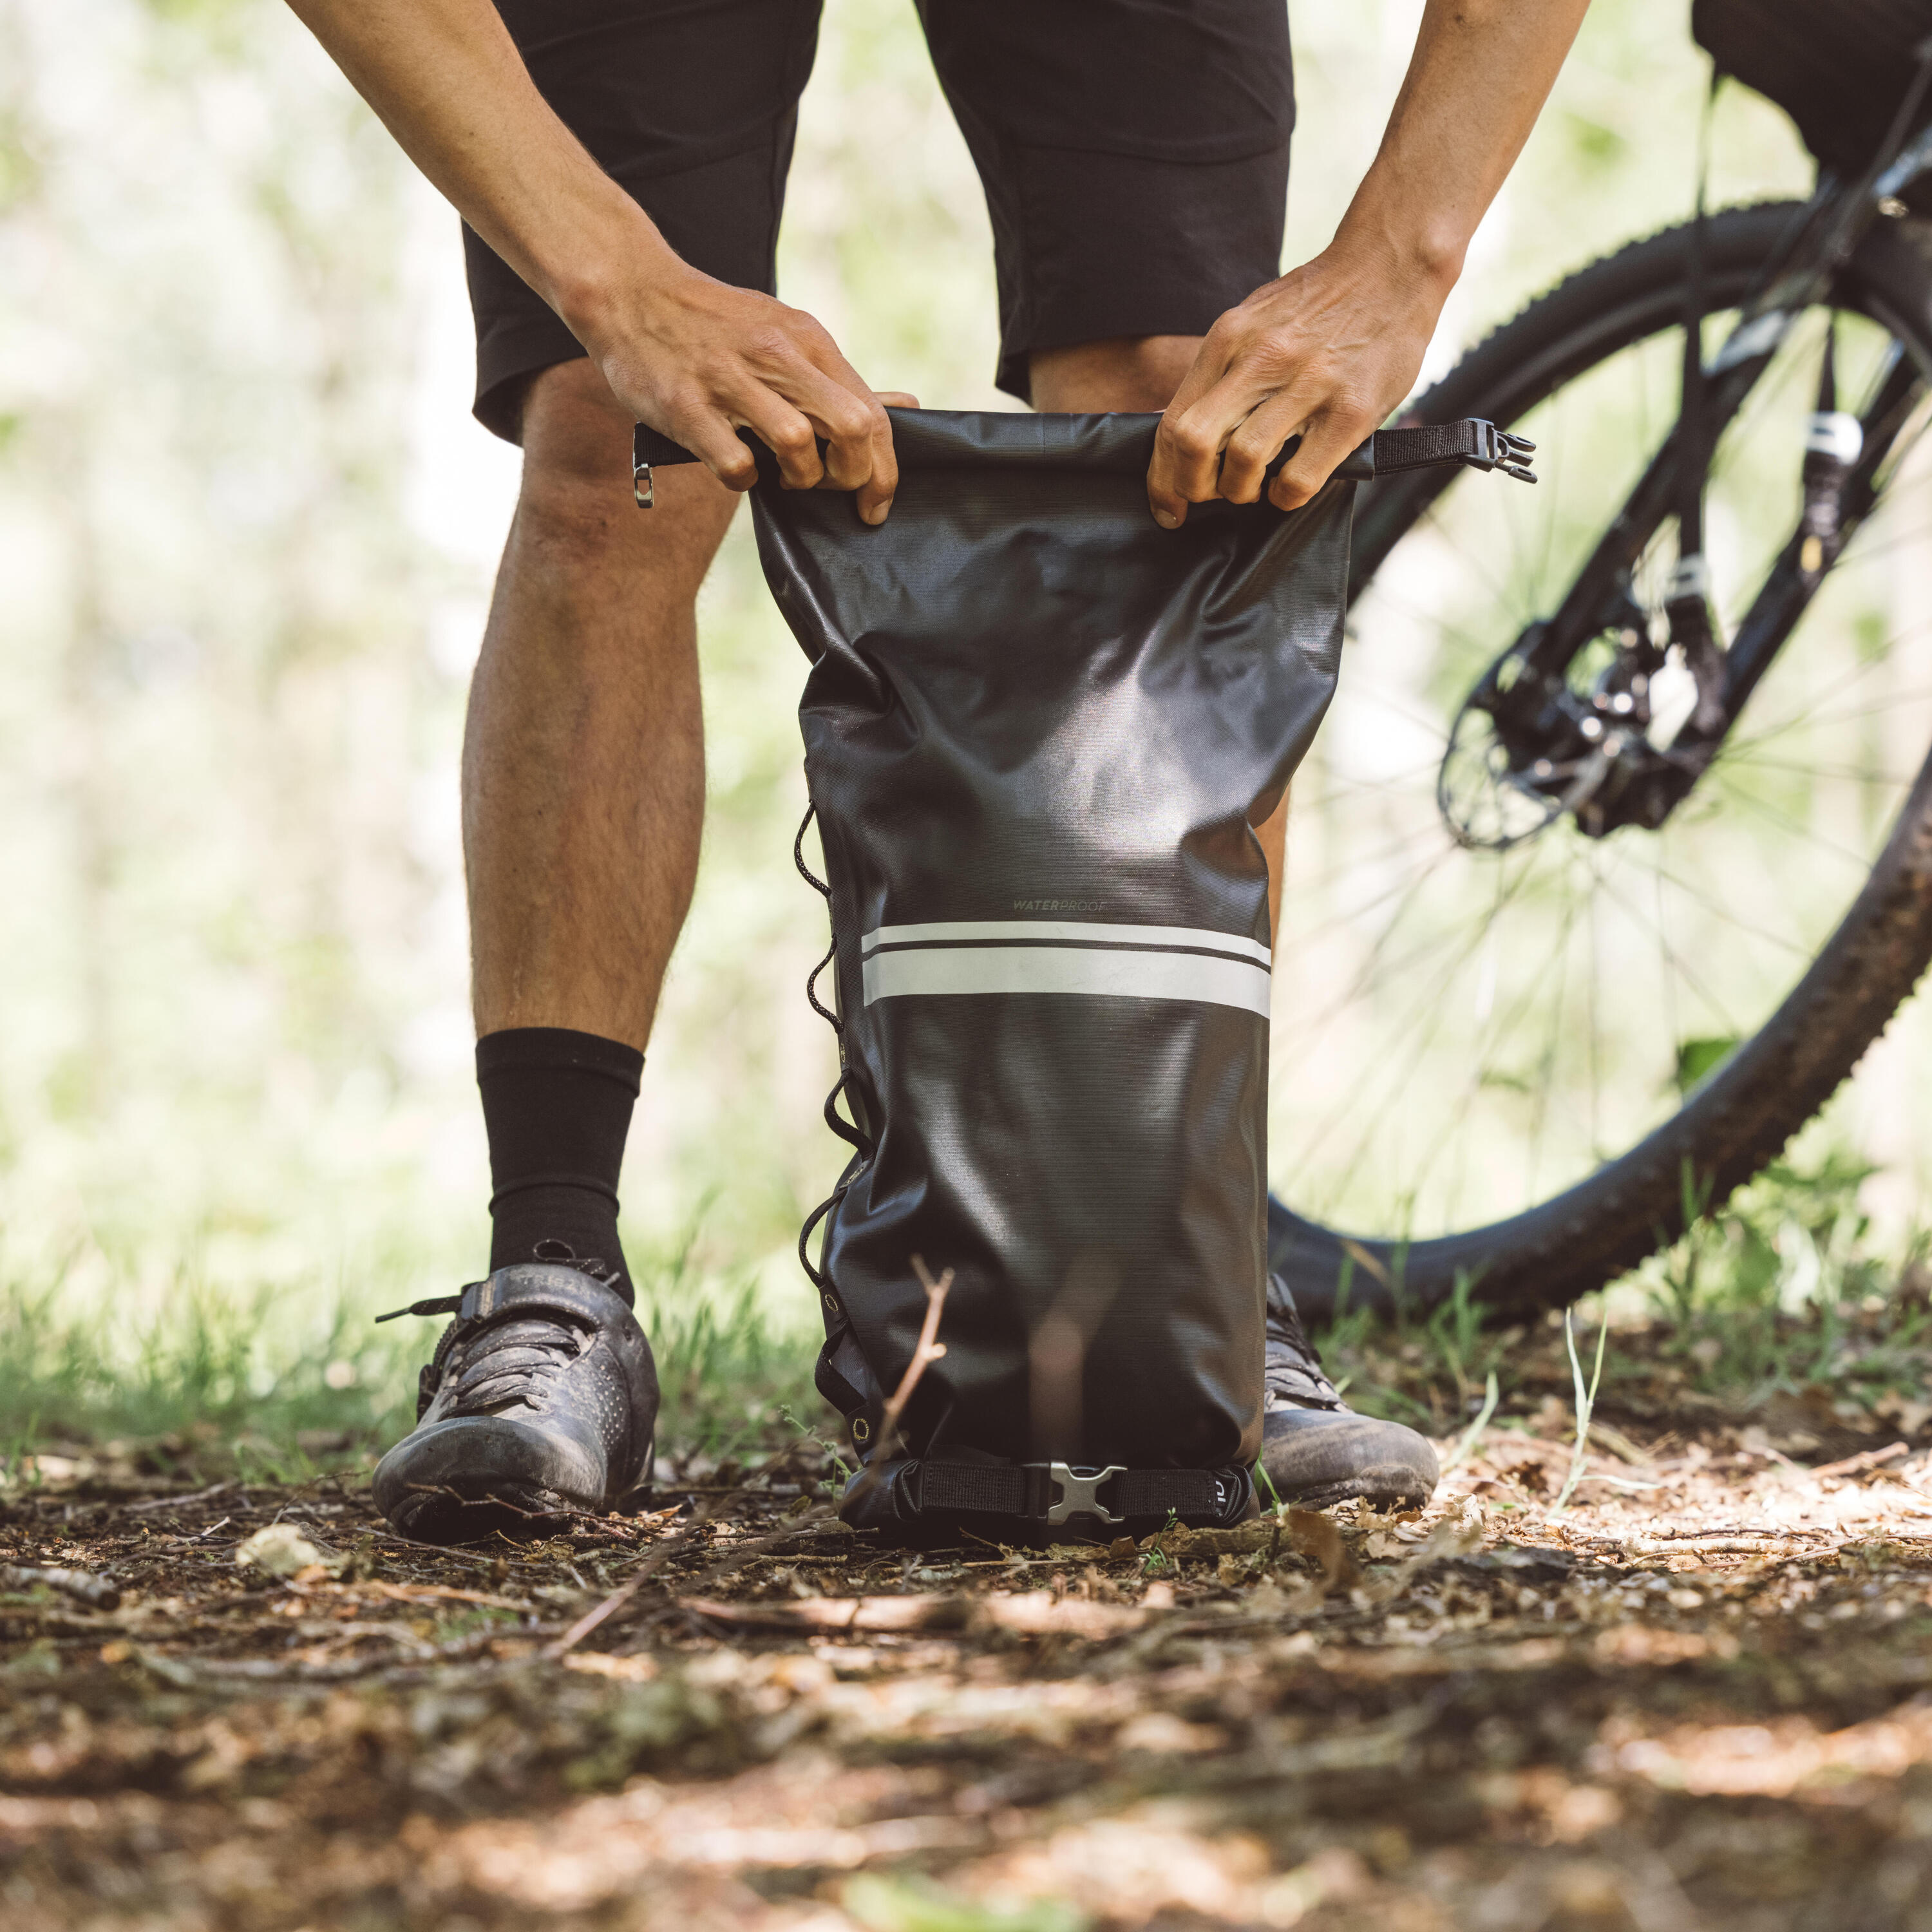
[[1634, 1147, 1932, 1408], [0, 1236, 821, 1479], [1315, 1144, 1932, 1434], [5, 1144, 1924, 1482], [634, 1245, 819, 1462], [0, 1270, 421, 1481]]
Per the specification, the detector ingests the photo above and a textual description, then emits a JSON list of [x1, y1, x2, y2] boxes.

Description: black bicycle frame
[[1351, 102, 1932, 844]]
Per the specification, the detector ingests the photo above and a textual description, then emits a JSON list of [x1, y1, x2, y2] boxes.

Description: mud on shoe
[[372, 1260, 658, 1545], [1260, 1273, 1439, 1511]]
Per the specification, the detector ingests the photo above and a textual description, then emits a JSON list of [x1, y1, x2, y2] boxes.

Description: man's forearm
[[283, 0, 671, 343], [283, 0, 901, 511], [1338, 0, 1591, 294], [1147, 0, 1586, 520]]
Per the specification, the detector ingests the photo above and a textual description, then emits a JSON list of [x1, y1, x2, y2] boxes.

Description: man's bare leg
[[1030, 336, 1291, 947], [462, 355, 736, 1302], [464, 357, 737, 1049], [374, 359, 735, 1541]]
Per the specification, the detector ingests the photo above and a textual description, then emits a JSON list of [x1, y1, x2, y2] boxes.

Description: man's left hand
[[1146, 240, 1447, 527]]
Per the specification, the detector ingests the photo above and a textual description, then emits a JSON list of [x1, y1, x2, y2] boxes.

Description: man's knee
[[510, 358, 736, 583], [519, 358, 634, 488], [1029, 334, 1204, 413]]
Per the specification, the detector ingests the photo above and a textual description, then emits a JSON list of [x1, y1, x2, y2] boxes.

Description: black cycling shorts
[[467, 0, 1294, 441]]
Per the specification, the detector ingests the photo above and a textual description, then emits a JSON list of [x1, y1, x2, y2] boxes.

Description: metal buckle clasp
[[633, 459, 654, 510], [1039, 1462, 1126, 1526]]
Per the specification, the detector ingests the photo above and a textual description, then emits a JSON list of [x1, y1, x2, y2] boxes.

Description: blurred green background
[[1, 0, 1922, 1455]]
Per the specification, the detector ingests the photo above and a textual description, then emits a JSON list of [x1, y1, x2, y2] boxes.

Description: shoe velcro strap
[[456, 1265, 623, 1329]]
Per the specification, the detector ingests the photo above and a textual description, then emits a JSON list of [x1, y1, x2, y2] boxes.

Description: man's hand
[[584, 252, 907, 523], [283, 0, 904, 520], [1147, 241, 1444, 524], [1146, 0, 1589, 528]]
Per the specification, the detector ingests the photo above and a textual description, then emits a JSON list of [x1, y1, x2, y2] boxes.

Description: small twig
[[650, 1482, 808, 1499], [886, 1256, 954, 1459], [666, 1504, 849, 1604], [167, 1517, 232, 1546], [1, 1564, 121, 1611], [555, 1256, 954, 1656], [396, 1482, 632, 1540], [840, 1256, 953, 1516], [127, 1481, 238, 1515], [1810, 1441, 1909, 1481], [543, 1504, 719, 1660]]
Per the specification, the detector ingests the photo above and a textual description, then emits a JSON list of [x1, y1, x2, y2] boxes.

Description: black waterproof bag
[[636, 409, 1530, 1544]]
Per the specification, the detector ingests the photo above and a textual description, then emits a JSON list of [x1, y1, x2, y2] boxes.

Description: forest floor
[[6, 1305, 1932, 1932]]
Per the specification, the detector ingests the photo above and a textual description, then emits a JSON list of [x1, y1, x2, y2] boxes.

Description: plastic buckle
[[1036, 1462, 1126, 1526], [1467, 421, 1538, 485]]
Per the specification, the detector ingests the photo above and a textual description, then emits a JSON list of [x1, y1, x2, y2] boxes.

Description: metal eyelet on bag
[[822, 1293, 841, 1316], [851, 1417, 871, 1443]]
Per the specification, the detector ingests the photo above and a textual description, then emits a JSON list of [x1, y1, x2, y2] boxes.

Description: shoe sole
[[374, 1415, 607, 1546], [1260, 1413, 1441, 1514], [1269, 1473, 1437, 1511], [384, 1476, 578, 1546]]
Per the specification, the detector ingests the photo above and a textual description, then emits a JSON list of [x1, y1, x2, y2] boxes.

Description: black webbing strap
[[1336, 419, 1537, 483], [1363, 421, 1488, 473], [1113, 1468, 1224, 1518], [911, 1460, 1227, 1523], [916, 1463, 1028, 1515]]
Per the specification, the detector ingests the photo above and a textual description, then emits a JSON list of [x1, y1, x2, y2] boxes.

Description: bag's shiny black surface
[[746, 408, 1351, 1489]]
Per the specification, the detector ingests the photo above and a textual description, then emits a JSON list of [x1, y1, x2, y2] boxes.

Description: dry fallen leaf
[[233, 1523, 346, 1578], [1288, 1508, 1361, 1594]]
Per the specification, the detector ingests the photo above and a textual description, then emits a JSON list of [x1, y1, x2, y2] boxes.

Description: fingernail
[[1151, 507, 1180, 530], [863, 500, 890, 526]]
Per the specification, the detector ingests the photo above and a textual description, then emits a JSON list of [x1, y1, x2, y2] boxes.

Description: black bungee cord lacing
[[793, 796, 875, 1292]]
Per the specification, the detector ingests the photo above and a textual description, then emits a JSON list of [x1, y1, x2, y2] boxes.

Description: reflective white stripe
[[862, 944, 1271, 1016], [860, 920, 1271, 967]]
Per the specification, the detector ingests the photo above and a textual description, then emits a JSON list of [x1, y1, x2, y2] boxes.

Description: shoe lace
[[1264, 1275, 1343, 1412], [440, 1316, 591, 1416], [374, 1243, 614, 1421]]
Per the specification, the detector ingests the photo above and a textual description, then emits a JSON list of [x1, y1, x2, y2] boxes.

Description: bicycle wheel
[[1269, 202, 1932, 1319]]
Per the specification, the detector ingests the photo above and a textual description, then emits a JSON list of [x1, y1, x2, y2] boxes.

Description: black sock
[[477, 1027, 644, 1304]]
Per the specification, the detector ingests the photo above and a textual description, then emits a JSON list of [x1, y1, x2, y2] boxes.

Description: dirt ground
[[6, 1336, 1932, 1932]]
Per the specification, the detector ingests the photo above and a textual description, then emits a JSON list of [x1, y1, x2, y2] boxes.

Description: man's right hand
[[283, 0, 902, 520], [580, 251, 902, 524]]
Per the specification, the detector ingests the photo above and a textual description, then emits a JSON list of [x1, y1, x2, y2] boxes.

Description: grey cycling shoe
[[372, 1259, 658, 1545], [1260, 1273, 1439, 1511]]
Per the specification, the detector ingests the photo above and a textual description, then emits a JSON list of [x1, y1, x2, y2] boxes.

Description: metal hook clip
[[633, 459, 654, 510]]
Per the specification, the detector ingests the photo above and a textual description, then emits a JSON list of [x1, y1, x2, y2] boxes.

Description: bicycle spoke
[[1588, 858, 1747, 1040], [1292, 866, 1558, 1218], [1524, 880, 1581, 1208], [1716, 774, 1905, 872], [1273, 237, 1932, 1246], [1710, 752, 1918, 790], [1641, 856, 1820, 958]]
